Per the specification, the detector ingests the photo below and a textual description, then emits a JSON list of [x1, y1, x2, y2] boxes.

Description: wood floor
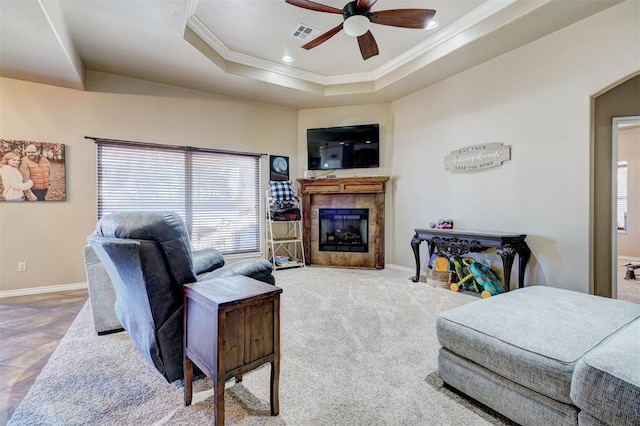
[[0, 289, 88, 424]]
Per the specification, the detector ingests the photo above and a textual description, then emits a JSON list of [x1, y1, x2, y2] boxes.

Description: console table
[[411, 228, 531, 291]]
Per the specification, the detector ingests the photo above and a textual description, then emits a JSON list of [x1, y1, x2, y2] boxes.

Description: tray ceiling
[[0, 0, 625, 108]]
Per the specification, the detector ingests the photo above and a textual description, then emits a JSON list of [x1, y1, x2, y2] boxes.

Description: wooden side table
[[183, 275, 283, 425]]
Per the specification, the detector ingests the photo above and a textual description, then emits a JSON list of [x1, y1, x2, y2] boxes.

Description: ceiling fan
[[285, 0, 436, 60]]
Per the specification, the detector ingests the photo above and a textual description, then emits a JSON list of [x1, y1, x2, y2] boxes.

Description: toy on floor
[[428, 253, 438, 269], [426, 254, 452, 288], [433, 256, 450, 272], [449, 256, 504, 298], [428, 253, 450, 271], [449, 256, 480, 291], [469, 261, 504, 297]]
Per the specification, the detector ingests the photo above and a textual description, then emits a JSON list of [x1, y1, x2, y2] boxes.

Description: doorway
[[592, 74, 639, 299], [613, 117, 640, 303]]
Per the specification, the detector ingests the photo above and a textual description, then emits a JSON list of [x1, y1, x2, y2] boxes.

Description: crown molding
[[183, 0, 573, 97]]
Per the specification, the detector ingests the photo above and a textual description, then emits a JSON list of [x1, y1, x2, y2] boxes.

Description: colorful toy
[[428, 254, 450, 272], [434, 256, 449, 272], [449, 256, 479, 292], [469, 262, 504, 298], [449, 256, 503, 298]]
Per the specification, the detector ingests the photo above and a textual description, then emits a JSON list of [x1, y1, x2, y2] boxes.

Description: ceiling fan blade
[[357, 0, 378, 9], [302, 23, 344, 50], [357, 31, 379, 60], [285, 0, 343, 14], [369, 9, 436, 29]]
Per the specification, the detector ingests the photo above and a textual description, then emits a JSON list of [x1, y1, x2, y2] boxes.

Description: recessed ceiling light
[[426, 19, 439, 30], [282, 55, 294, 63]]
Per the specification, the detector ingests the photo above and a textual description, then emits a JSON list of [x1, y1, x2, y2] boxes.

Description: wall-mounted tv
[[307, 124, 379, 171]]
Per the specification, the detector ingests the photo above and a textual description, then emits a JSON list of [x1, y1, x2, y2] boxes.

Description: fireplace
[[319, 208, 369, 252], [298, 176, 389, 269]]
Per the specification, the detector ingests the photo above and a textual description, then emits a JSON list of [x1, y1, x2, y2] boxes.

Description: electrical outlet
[[18, 261, 27, 272]]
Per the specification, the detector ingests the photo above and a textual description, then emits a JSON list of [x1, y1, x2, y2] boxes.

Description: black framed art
[[270, 155, 289, 181]]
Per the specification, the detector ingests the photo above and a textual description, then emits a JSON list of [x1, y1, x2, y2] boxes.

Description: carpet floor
[[9, 266, 513, 425]]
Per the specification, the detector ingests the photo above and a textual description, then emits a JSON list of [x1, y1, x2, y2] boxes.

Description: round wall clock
[[273, 156, 288, 174]]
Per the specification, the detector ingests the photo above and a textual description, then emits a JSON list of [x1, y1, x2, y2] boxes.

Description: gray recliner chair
[[87, 211, 275, 382], [83, 244, 124, 335]]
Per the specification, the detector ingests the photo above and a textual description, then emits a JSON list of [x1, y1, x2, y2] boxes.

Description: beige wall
[[386, 0, 639, 293], [0, 75, 297, 293], [618, 126, 640, 257]]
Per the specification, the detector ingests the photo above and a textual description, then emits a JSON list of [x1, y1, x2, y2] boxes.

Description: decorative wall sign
[[444, 143, 511, 173], [0, 139, 66, 202], [269, 155, 289, 181]]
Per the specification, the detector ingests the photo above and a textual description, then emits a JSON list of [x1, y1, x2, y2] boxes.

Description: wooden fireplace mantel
[[297, 176, 389, 269], [297, 176, 389, 195]]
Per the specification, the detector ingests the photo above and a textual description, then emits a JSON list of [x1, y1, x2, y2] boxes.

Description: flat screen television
[[307, 124, 379, 171]]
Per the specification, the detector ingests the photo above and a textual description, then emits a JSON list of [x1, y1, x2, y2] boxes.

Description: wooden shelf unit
[[265, 191, 305, 271]]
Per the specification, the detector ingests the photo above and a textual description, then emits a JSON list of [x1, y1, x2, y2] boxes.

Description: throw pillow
[[270, 180, 295, 201]]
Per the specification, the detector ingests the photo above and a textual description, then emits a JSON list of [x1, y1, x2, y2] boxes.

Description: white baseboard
[[0, 282, 88, 299], [385, 263, 414, 273], [619, 256, 640, 261]]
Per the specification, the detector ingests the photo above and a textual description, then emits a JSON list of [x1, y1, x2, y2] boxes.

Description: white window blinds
[[96, 140, 261, 254], [617, 161, 628, 231]]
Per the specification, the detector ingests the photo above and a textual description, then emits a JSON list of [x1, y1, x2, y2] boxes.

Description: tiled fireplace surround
[[297, 176, 389, 269]]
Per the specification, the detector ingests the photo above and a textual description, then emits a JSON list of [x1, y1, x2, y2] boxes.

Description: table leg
[[411, 234, 422, 282], [214, 374, 225, 426], [517, 244, 531, 288], [270, 358, 280, 415], [498, 245, 516, 292], [271, 296, 280, 416], [184, 356, 193, 406]]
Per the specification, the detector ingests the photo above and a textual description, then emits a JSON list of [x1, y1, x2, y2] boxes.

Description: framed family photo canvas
[[0, 139, 66, 202]]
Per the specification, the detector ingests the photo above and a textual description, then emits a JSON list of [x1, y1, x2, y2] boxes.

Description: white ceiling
[[0, 0, 625, 109]]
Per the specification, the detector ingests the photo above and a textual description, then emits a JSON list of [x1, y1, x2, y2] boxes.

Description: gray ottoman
[[437, 286, 640, 426], [570, 320, 640, 426]]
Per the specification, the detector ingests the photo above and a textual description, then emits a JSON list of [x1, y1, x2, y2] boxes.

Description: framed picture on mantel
[[270, 155, 289, 181]]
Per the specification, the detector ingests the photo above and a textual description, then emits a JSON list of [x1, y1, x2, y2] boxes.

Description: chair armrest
[[192, 247, 225, 274]]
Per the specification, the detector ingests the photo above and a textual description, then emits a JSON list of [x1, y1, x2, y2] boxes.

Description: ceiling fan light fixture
[[343, 15, 370, 37], [426, 19, 439, 30]]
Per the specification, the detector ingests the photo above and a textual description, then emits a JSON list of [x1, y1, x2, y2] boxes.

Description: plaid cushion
[[270, 180, 295, 201]]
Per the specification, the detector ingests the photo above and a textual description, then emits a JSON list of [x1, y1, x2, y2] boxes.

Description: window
[[96, 140, 261, 254], [617, 161, 628, 232]]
